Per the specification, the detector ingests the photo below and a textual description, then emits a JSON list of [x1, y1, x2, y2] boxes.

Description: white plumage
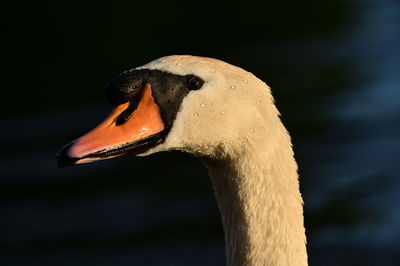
[[139, 56, 308, 266]]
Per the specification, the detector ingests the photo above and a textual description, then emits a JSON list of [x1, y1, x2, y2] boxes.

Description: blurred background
[[1, 0, 399, 265]]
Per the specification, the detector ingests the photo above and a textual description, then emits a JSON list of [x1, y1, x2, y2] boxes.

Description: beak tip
[[56, 142, 79, 168]]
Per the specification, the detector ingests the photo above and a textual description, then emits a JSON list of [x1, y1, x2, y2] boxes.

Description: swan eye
[[187, 76, 204, 90]]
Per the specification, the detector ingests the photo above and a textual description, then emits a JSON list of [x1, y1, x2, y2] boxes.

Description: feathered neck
[[204, 121, 307, 266]]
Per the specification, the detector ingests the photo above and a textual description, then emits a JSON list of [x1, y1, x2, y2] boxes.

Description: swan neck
[[204, 131, 307, 266]]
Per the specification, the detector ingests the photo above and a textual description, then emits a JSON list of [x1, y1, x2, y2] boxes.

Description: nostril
[[115, 95, 140, 125]]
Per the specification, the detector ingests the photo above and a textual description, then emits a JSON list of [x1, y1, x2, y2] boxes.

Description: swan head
[[57, 55, 279, 167]]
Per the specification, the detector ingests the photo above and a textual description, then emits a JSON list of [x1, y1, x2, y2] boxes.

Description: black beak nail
[[56, 142, 79, 168]]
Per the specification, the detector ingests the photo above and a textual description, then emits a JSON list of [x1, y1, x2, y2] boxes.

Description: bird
[[57, 55, 307, 266]]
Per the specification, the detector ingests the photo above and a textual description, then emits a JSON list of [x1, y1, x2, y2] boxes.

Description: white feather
[[140, 55, 307, 266]]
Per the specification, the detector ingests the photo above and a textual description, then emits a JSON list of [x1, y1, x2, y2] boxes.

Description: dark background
[[1, 0, 400, 265]]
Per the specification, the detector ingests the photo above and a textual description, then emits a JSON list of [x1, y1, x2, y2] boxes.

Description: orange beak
[[56, 83, 166, 168]]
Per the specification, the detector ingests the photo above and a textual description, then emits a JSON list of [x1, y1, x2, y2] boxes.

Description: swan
[[57, 55, 307, 266]]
